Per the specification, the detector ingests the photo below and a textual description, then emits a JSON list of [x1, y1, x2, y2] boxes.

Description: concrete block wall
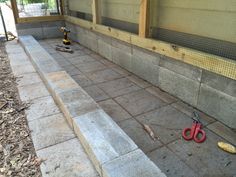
[[16, 21, 65, 40], [66, 22, 236, 129]]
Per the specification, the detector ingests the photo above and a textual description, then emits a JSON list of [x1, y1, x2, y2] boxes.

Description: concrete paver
[[84, 85, 110, 102], [98, 99, 131, 122], [167, 130, 236, 177], [37, 138, 99, 177], [72, 74, 93, 87], [76, 61, 107, 73], [85, 68, 123, 84], [102, 149, 166, 177], [207, 121, 236, 145], [115, 90, 167, 116], [26, 96, 60, 121], [148, 147, 197, 177], [38, 38, 236, 177], [62, 64, 82, 76], [136, 105, 193, 144], [97, 78, 141, 98], [18, 82, 50, 101], [17, 72, 42, 87], [29, 113, 75, 150], [11, 64, 36, 76]]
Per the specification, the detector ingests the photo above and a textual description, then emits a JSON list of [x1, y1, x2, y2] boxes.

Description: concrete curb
[[19, 35, 166, 177]]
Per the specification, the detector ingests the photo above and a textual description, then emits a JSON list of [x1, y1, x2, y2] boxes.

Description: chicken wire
[[16, 0, 61, 17]]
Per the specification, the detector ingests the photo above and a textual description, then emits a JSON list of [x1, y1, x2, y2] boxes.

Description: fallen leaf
[[143, 124, 157, 141]]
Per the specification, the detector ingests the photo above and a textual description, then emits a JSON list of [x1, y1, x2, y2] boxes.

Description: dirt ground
[[0, 41, 41, 177]]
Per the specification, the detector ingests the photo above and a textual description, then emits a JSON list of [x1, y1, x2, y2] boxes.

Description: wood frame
[[139, 0, 150, 37], [65, 15, 236, 80], [92, 0, 101, 24], [10, 0, 63, 24]]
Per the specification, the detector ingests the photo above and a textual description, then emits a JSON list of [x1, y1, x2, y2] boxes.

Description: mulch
[[0, 41, 42, 177]]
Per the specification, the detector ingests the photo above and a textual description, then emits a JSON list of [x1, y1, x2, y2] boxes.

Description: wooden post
[[92, 0, 101, 24], [10, 0, 19, 23], [60, 0, 64, 15], [139, 0, 150, 37]]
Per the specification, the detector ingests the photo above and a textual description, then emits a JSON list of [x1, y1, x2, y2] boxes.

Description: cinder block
[[18, 28, 44, 40], [197, 84, 236, 129], [43, 26, 62, 39], [112, 46, 132, 71], [102, 149, 166, 177], [131, 47, 160, 85], [41, 20, 65, 28], [111, 38, 132, 53], [98, 39, 112, 61], [65, 22, 76, 34], [85, 35, 98, 53], [160, 56, 202, 81], [72, 109, 138, 175], [201, 70, 236, 97], [159, 67, 200, 106]]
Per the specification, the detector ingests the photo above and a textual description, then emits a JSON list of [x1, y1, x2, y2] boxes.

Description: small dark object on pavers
[[55, 45, 74, 53], [142, 124, 157, 141], [224, 161, 232, 167]]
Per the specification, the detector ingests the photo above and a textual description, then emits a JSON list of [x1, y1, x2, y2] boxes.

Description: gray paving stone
[[98, 58, 117, 67], [8, 53, 31, 67], [171, 101, 216, 126], [197, 84, 236, 128], [46, 71, 79, 94], [17, 73, 41, 87], [29, 113, 75, 150], [36, 59, 63, 74], [160, 56, 202, 81], [76, 61, 107, 73], [111, 66, 132, 77], [58, 89, 99, 127], [6, 44, 25, 54], [136, 105, 193, 144], [50, 53, 65, 60], [148, 147, 197, 177], [201, 70, 236, 97], [68, 55, 96, 65], [159, 67, 200, 106], [59, 49, 86, 58], [118, 118, 163, 152], [146, 86, 178, 104], [72, 109, 138, 175], [18, 82, 50, 102], [72, 74, 93, 87], [85, 68, 123, 84], [98, 99, 131, 122], [207, 121, 236, 145], [168, 129, 236, 177], [127, 75, 151, 88], [84, 85, 110, 102], [55, 59, 71, 67], [62, 65, 82, 76], [98, 78, 141, 98], [26, 96, 60, 121], [37, 138, 99, 177], [102, 149, 166, 177], [11, 64, 36, 76], [115, 90, 167, 116]]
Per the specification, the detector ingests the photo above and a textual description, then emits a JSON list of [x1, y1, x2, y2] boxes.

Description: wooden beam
[[65, 15, 236, 80], [139, 0, 150, 37], [10, 0, 19, 23], [60, 0, 64, 15], [17, 16, 64, 23], [92, 0, 101, 24]]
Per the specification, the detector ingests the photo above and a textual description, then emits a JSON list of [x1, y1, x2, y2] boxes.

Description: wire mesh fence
[[16, 0, 61, 17]]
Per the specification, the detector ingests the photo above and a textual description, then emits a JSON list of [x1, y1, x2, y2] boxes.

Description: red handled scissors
[[182, 112, 206, 143]]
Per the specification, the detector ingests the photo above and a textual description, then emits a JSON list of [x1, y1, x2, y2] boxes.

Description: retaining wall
[[16, 20, 65, 39], [66, 21, 236, 129]]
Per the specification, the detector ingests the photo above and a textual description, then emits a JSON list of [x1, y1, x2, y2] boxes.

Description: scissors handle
[[182, 124, 196, 141], [193, 123, 206, 143]]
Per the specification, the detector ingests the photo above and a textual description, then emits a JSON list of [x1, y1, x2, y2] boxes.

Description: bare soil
[[0, 41, 41, 177]]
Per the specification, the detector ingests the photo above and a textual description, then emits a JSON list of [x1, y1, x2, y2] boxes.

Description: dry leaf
[[143, 124, 157, 141]]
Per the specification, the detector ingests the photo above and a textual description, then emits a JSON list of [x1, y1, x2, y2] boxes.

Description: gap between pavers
[[18, 35, 167, 177]]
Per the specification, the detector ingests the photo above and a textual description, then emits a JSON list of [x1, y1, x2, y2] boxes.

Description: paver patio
[[38, 39, 236, 177]]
